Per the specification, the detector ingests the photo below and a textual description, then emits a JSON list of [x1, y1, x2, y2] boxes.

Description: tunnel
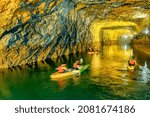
[[100, 25, 137, 45], [90, 20, 139, 48]]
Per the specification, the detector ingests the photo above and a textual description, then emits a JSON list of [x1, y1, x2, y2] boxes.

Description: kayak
[[78, 64, 89, 73], [88, 52, 98, 54], [50, 70, 79, 80], [127, 65, 135, 72], [50, 64, 89, 79]]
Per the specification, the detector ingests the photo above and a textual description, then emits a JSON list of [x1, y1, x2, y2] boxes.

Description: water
[[0, 45, 150, 100]]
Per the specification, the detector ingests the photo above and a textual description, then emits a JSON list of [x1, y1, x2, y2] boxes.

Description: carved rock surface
[[0, 0, 150, 68]]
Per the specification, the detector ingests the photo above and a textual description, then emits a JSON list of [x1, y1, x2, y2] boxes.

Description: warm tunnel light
[[90, 20, 139, 46], [121, 34, 134, 40], [132, 11, 148, 19], [142, 27, 149, 35], [123, 35, 128, 39]]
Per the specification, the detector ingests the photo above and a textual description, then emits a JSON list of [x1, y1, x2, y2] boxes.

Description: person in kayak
[[56, 64, 68, 73], [94, 47, 99, 52], [128, 56, 136, 66], [73, 60, 80, 70], [88, 47, 93, 52]]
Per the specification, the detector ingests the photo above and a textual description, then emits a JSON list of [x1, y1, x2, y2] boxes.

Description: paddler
[[88, 47, 93, 52], [128, 56, 136, 66], [73, 60, 80, 70], [94, 47, 99, 52], [56, 64, 68, 73]]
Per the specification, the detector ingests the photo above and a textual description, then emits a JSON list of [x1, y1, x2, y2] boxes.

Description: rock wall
[[0, 0, 150, 68], [0, 0, 92, 68]]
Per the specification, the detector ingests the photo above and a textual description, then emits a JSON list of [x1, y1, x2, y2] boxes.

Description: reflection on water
[[0, 44, 150, 99], [90, 44, 132, 78]]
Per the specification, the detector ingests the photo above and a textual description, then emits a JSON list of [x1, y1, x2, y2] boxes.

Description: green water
[[0, 45, 150, 100]]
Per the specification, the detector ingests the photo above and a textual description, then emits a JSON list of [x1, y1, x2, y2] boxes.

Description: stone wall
[[0, 0, 93, 68], [0, 0, 150, 68]]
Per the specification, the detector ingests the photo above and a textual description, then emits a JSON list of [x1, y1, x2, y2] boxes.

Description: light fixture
[[142, 27, 149, 35], [123, 35, 128, 39], [132, 11, 148, 19]]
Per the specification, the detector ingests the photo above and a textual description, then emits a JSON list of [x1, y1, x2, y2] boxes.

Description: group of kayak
[[50, 55, 137, 79], [56, 60, 81, 73], [88, 47, 99, 54], [50, 59, 89, 79], [87, 46, 137, 72]]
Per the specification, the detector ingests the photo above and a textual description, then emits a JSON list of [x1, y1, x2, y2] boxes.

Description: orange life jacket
[[73, 62, 78, 69], [57, 66, 64, 73], [129, 59, 135, 65]]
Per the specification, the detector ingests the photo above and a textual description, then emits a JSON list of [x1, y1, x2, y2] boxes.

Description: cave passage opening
[[100, 25, 137, 45]]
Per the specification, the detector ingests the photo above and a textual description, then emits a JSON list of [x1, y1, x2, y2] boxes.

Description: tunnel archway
[[100, 25, 137, 45], [90, 20, 139, 47]]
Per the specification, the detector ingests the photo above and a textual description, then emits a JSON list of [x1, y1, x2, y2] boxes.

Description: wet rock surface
[[0, 0, 150, 68]]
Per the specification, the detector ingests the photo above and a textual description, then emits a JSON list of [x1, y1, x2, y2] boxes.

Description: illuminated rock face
[[0, 0, 150, 68]]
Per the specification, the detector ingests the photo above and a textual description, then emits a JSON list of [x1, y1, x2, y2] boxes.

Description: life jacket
[[73, 62, 78, 69], [129, 59, 135, 66], [57, 66, 64, 73]]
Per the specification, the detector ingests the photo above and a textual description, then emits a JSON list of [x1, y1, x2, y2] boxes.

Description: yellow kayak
[[50, 64, 89, 80], [50, 70, 79, 80], [127, 65, 135, 72], [88, 52, 98, 54]]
